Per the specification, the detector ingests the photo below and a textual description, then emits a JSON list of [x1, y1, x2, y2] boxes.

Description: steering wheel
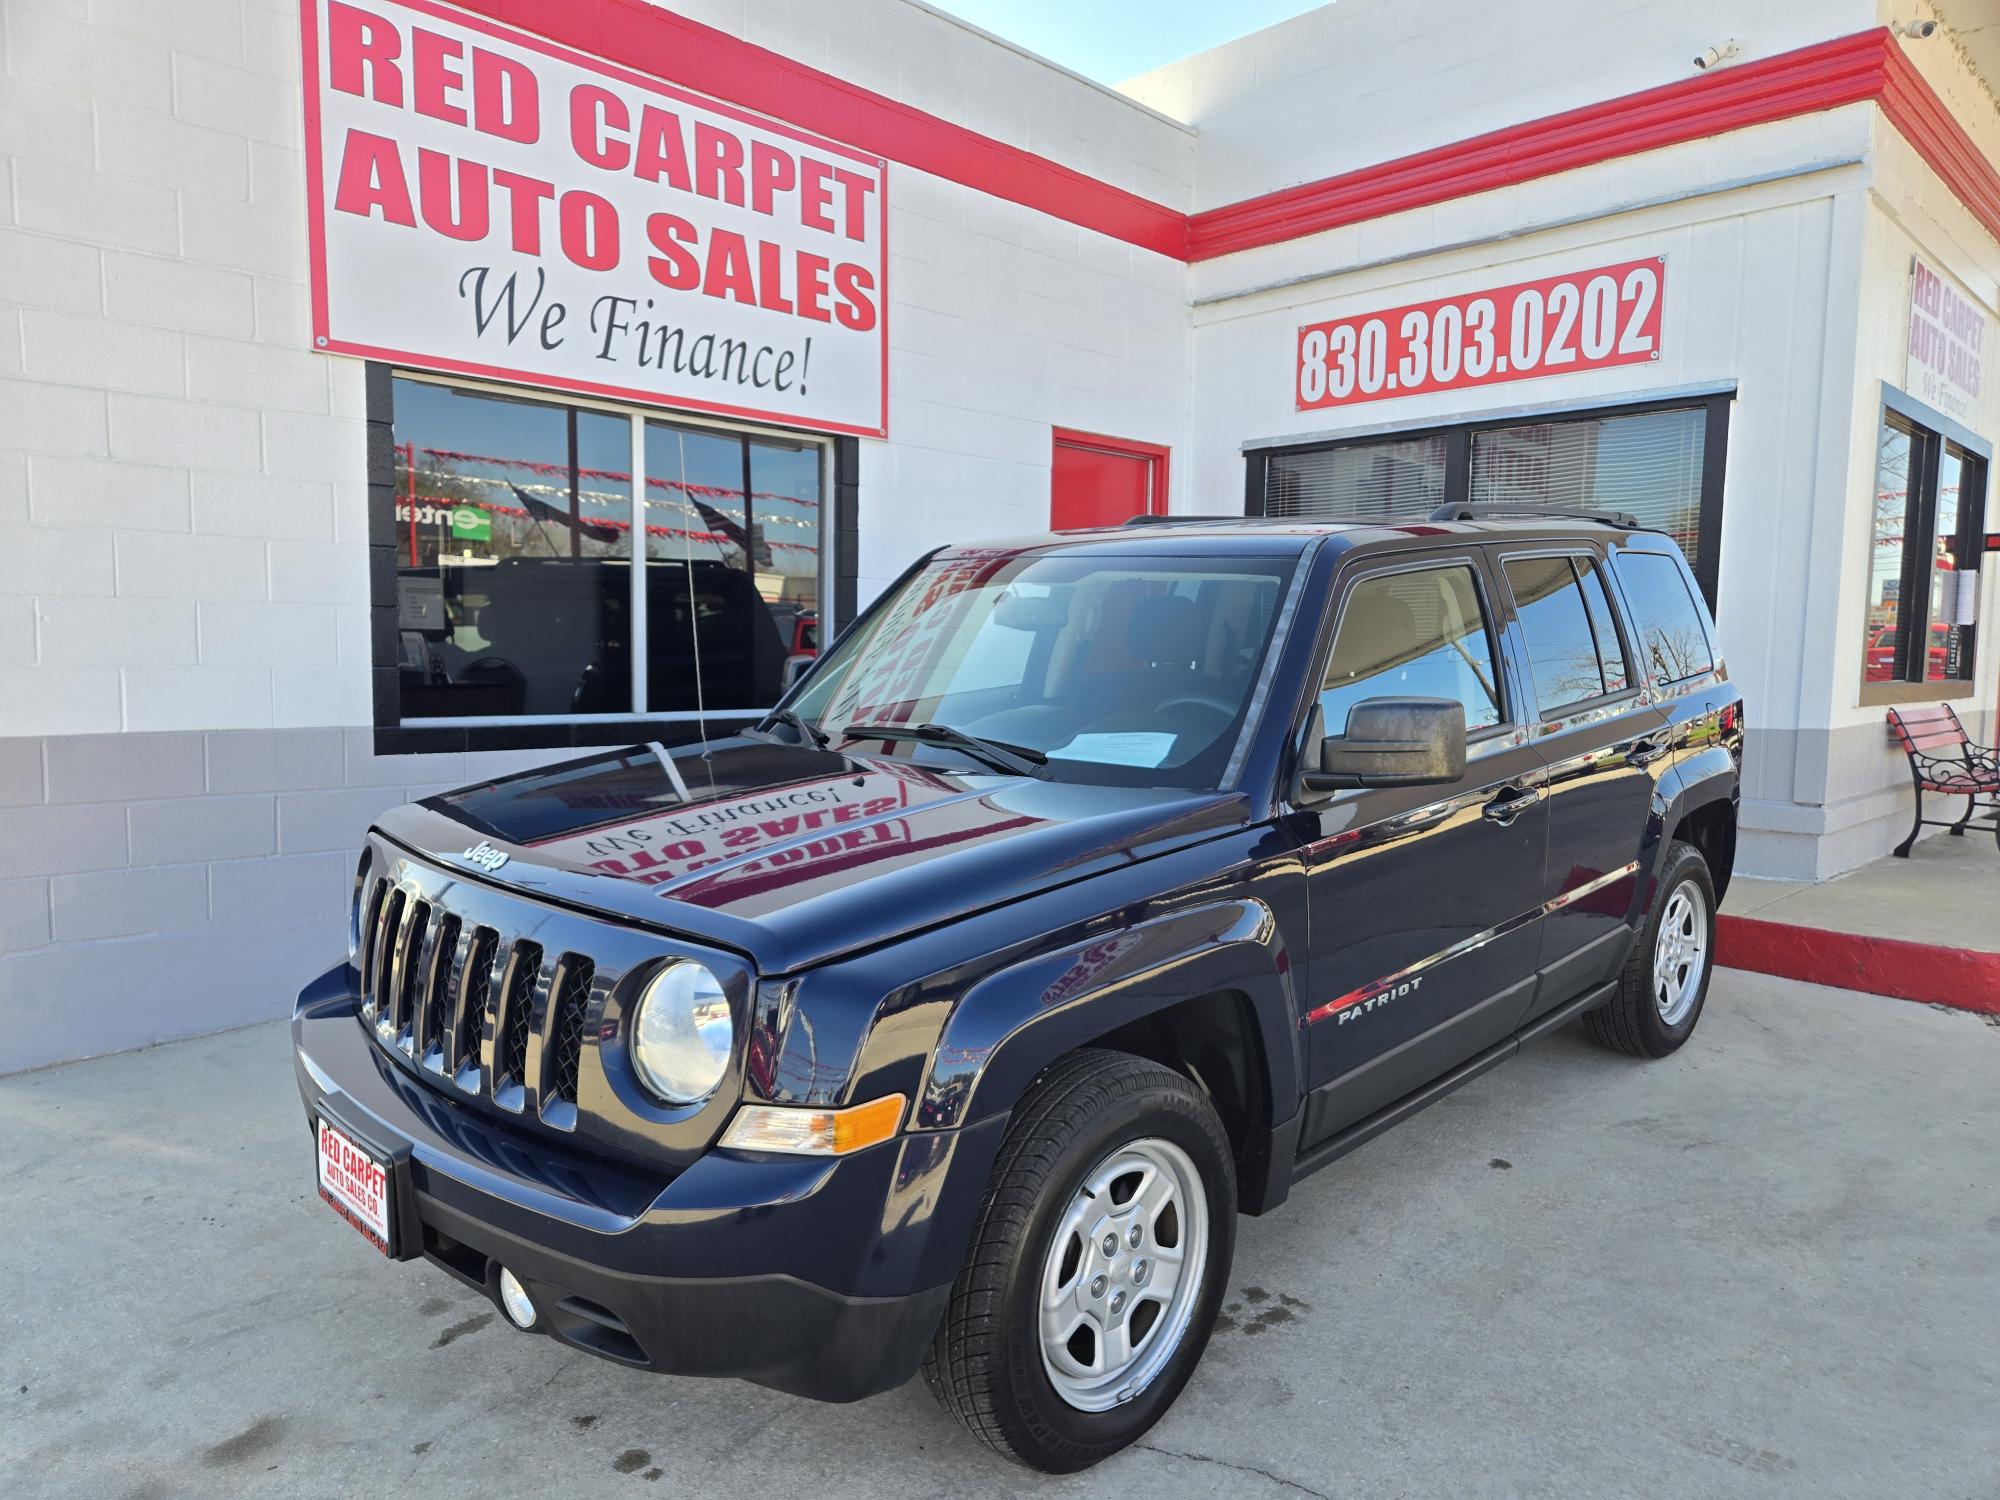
[[1156, 692, 1238, 722]]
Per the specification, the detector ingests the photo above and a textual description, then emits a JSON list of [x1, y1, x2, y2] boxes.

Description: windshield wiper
[[755, 706, 829, 748], [840, 721, 1048, 778]]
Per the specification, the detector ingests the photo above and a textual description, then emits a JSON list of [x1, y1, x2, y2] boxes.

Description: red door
[[1050, 428, 1170, 529]]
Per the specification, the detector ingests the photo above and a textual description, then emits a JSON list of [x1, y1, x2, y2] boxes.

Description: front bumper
[[292, 964, 1001, 1402]]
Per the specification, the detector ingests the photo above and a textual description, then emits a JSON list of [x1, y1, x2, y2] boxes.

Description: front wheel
[[922, 1049, 1236, 1472], [1584, 838, 1717, 1058]]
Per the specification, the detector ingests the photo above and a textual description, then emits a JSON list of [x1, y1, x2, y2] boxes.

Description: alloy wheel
[[1037, 1137, 1209, 1413]]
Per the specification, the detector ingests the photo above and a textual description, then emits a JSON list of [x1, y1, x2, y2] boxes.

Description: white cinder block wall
[[0, 0, 1194, 1072]]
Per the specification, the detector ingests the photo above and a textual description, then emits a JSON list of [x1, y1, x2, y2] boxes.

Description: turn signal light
[[720, 1094, 906, 1156]]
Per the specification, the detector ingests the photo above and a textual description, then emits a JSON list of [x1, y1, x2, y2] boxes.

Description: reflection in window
[[387, 376, 825, 723], [1929, 447, 1965, 682], [1319, 567, 1501, 737], [1575, 559, 1631, 694], [643, 422, 820, 712], [1614, 551, 1713, 685], [1504, 556, 1615, 714], [391, 379, 631, 717], [1862, 403, 1983, 691]]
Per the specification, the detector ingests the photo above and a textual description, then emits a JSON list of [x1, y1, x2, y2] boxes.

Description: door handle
[[1629, 732, 1674, 766], [1482, 787, 1540, 826]]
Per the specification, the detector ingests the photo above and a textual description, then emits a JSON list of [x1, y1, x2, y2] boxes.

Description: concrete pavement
[[3, 970, 1997, 1499]]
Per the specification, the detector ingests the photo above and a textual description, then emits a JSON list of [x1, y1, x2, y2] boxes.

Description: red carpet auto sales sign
[[301, 0, 888, 436]]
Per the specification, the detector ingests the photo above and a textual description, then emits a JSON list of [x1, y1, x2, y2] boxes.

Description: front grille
[[351, 844, 738, 1146], [547, 956, 594, 1105]]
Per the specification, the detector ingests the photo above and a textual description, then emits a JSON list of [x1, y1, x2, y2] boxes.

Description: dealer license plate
[[317, 1118, 393, 1255]]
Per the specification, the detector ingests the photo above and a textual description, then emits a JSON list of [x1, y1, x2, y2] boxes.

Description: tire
[[922, 1048, 1236, 1473], [1584, 839, 1717, 1058]]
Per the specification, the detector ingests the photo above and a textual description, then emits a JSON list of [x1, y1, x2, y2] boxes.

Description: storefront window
[[1252, 396, 1726, 607], [387, 375, 825, 726], [641, 421, 821, 712], [1930, 446, 1968, 682], [1861, 393, 1986, 699], [1471, 408, 1705, 560], [1265, 436, 1447, 519]]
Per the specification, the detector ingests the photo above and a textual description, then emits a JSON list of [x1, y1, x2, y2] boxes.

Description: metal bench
[[1886, 704, 2000, 857]]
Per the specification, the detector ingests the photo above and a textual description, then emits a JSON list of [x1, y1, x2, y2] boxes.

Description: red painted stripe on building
[[1716, 915, 2000, 1015], [453, 0, 1187, 256], [1184, 30, 1895, 260], [1877, 42, 2000, 250], [440, 8, 1996, 266]]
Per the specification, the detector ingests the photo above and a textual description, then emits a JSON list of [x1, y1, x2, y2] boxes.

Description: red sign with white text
[[1296, 258, 1665, 410], [301, 0, 888, 436]]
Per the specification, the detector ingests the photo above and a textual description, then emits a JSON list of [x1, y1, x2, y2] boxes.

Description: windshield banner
[[300, 0, 889, 436]]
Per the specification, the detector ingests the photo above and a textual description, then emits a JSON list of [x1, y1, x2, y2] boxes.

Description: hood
[[375, 736, 1250, 974]]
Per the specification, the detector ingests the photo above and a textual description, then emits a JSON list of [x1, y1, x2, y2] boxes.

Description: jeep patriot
[[293, 505, 1742, 1471]]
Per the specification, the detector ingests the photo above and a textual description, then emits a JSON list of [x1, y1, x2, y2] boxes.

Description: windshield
[[789, 548, 1302, 788]]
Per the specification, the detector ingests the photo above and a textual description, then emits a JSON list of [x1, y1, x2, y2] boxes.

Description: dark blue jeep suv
[[293, 506, 1742, 1472]]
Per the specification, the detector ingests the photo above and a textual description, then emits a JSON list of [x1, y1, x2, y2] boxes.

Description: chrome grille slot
[[390, 899, 431, 1054], [417, 913, 461, 1071], [369, 886, 406, 1028], [455, 926, 497, 1084], [357, 877, 387, 1002], [496, 940, 543, 1111], [543, 955, 594, 1127]]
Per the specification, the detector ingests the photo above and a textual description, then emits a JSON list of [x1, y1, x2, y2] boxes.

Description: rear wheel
[[1584, 839, 1716, 1058], [922, 1049, 1235, 1473]]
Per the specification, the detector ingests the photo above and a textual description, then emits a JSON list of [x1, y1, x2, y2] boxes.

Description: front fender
[[912, 898, 1302, 1133]]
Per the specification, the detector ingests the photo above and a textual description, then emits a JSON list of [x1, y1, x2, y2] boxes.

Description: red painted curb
[[1716, 914, 2000, 1015]]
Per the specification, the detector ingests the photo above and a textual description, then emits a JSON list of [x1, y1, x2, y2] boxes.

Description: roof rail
[[1120, 513, 1253, 526], [1428, 502, 1644, 530]]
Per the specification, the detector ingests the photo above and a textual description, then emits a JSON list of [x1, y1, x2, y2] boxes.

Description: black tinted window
[[1320, 566, 1502, 736], [1614, 550, 1713, 683], [1504, 556, 1610, 714]]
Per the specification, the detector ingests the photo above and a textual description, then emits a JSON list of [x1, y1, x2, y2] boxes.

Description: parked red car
[[1865, 622, 1951, 681]]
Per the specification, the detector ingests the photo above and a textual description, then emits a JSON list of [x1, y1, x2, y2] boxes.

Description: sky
[[925, 0, 1326, 86]]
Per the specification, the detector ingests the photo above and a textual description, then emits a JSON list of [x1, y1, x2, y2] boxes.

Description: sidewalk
[[1719, 826, 2000, 1012]]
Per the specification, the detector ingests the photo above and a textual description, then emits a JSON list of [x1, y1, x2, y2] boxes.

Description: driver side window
[[1319, 565, 1504, 736]]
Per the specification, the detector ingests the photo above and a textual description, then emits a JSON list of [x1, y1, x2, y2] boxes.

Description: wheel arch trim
[[911, 899, 1301, 1134]]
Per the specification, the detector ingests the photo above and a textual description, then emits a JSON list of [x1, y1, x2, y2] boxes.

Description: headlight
[[631, 960, 734, 1104]]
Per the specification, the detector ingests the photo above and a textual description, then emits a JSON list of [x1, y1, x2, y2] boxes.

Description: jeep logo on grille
[[459, 841, 509, 872]]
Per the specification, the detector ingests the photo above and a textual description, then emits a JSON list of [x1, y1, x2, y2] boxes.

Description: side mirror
[[1305, 697, 1467, 791], [780, 653, 817, 689]]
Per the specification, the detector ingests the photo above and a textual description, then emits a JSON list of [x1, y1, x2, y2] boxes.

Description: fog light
[[497, 1267, 538, 1330]]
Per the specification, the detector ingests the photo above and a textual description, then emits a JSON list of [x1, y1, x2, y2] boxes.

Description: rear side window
[[1320, 565, 1504, 736], [1612, 550, 1713, 684], [1574, 560, 1631, 695], [1502, 555, 1623, 715]]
